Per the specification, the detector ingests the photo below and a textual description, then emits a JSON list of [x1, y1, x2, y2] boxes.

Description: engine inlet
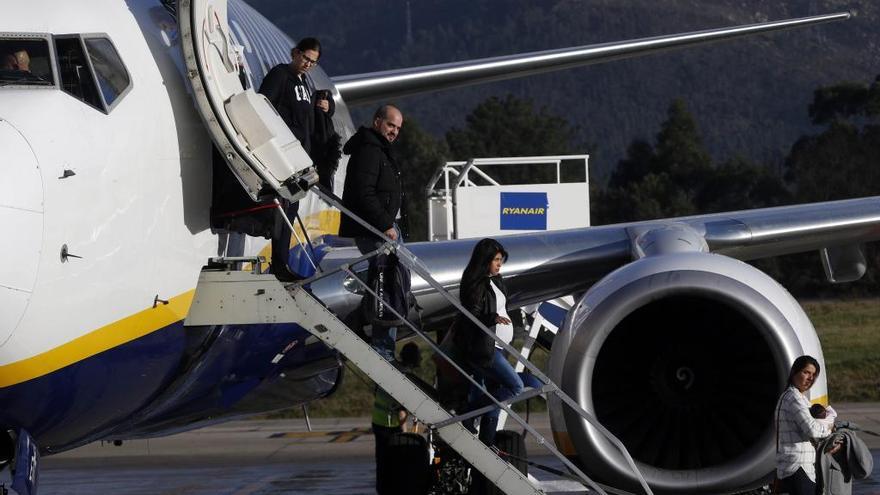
[[592, 294, 778, 470]]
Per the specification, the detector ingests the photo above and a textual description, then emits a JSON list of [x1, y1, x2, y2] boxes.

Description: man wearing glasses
[[258, 37, 336, 280]]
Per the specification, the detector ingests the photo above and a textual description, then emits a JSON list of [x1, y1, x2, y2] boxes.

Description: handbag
[[362, 251, 412, 327]]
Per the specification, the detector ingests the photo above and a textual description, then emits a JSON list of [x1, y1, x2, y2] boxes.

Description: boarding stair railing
[[304, 186, 652, 495], [185, 185, 652, 495]]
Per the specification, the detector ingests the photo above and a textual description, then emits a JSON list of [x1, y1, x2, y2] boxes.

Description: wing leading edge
[[333, 12, 850, 106], [398, 195, 880, 313]]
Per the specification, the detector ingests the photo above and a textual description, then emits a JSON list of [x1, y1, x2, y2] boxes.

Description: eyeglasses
[[301, 53, 318, 66]]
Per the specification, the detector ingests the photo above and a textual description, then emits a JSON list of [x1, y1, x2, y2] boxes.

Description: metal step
[[183, 269, 541, 494], [306, 185, 651, 495], [288, 286, 544, 495], [434, 385, 555, 429], [185, 184, 654, 495]]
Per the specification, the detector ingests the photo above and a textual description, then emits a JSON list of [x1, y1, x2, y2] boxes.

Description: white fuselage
[[1, 1, 213, 383], [0, 0, 347, 389]]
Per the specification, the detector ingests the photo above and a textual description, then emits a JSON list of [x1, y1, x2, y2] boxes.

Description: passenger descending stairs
[[185, 188, 652, 495], [183, 268, 542, 494], [289, 286, 543, 495]]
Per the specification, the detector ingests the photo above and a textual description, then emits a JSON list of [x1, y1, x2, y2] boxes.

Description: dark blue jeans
[[467, 349, 524, 445], [518, 371, 543, 390], [781, 467, 816, 495]]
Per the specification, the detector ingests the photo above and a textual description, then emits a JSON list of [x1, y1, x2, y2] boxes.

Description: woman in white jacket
[[775, 355, 834, 495]]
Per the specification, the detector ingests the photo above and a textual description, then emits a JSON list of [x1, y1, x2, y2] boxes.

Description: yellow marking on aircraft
[[1, 208, 342, 386], [0, 290, 195, 388], [245, 209, 341, 272], [302, 209, 341, 238]]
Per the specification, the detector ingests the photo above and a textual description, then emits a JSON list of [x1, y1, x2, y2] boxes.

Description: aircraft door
[[0, 120, 43, 347], [179, 0, 317, 203]]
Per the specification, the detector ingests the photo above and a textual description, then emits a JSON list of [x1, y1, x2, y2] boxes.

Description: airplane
[[0, 0, 873, 494]]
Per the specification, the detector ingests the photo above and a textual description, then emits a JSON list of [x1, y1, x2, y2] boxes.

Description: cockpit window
[[0, 38, 54, 86], [83, 37, 130, 109], [2, 34, 131, 113], [55, 36, 103, 111]]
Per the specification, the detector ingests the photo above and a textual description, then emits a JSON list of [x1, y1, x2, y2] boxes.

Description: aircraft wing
[[332, 12, 850, 106], [690, 195, 880, 261], [392, 195, 880, 314]]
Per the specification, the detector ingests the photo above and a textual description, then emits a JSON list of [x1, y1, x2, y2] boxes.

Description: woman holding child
[[775, 355, 836, 495]]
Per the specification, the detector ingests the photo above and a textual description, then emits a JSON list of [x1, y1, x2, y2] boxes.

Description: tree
[[786, 121, 880, 202], [808, 76, 880, 125], [596, 171, 697, 224], [786, 75, 880, 209], [653, 99, 713, 192], [696, 156, 790, 212], [446, 94, 577, 157], [597, 98, 790, 225], [609, 139, 653, 189], [394, 118, 450, 242], [788, 75, 880, 203], [780, 75, 880, 296], [445, 94, 578, 185], [597, 99, 711, 223]]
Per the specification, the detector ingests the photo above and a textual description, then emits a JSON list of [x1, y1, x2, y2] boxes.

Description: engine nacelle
[[548, 252, 827, 494]]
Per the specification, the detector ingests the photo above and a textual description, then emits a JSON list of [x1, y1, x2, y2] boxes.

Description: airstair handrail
[[428, 154, 590, 192], [393, 245, 652, 495], [297, 185, 654, 495], [338, 265, 609, 495]]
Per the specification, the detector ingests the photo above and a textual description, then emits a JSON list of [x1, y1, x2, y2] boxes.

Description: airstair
[[184, 187, 652, 495]]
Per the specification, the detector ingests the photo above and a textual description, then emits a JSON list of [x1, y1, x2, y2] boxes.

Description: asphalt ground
[[33, 405, 880, 495]]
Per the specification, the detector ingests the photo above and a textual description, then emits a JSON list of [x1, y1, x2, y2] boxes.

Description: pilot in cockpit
[[12, 50, 31, 73], [1, 50, 31, 73]]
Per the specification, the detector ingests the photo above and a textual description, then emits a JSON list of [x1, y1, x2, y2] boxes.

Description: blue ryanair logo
[[500, 192, 548, 230]]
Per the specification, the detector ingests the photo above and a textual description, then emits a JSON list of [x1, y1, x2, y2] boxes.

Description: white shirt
[[775, 386, 833, 481], [490, 279, 513, 348]]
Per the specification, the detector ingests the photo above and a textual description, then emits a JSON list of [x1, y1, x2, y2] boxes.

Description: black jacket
[[338, 126, 405, 239], [311, 99, 341, 189], [454, 275, 507, 366], [257, 64, 335, 156]]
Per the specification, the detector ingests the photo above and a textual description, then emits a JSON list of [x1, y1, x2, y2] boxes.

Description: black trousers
[[781, 467, 816, 495], [372, 424, 401, 495]]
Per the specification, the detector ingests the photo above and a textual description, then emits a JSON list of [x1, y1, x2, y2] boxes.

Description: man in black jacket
[[257, 37, 336, 280], [339, 104, 404, 241], [339, 104, 407, 361]]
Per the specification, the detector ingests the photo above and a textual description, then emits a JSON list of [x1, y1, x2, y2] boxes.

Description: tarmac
[[34, 404, 880, 494]]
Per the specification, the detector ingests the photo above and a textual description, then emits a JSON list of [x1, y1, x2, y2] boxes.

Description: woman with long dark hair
[[453, 238, 523, 445], [775, 355, 834, 495]]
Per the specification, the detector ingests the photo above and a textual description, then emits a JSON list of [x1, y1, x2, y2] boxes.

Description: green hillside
[[247, 0, 879, 179]]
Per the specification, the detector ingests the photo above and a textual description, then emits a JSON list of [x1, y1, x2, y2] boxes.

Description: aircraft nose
[[0, 118, 44, 346]]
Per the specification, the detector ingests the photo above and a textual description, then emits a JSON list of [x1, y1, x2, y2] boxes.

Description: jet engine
[[548, 251, 826, 494]]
